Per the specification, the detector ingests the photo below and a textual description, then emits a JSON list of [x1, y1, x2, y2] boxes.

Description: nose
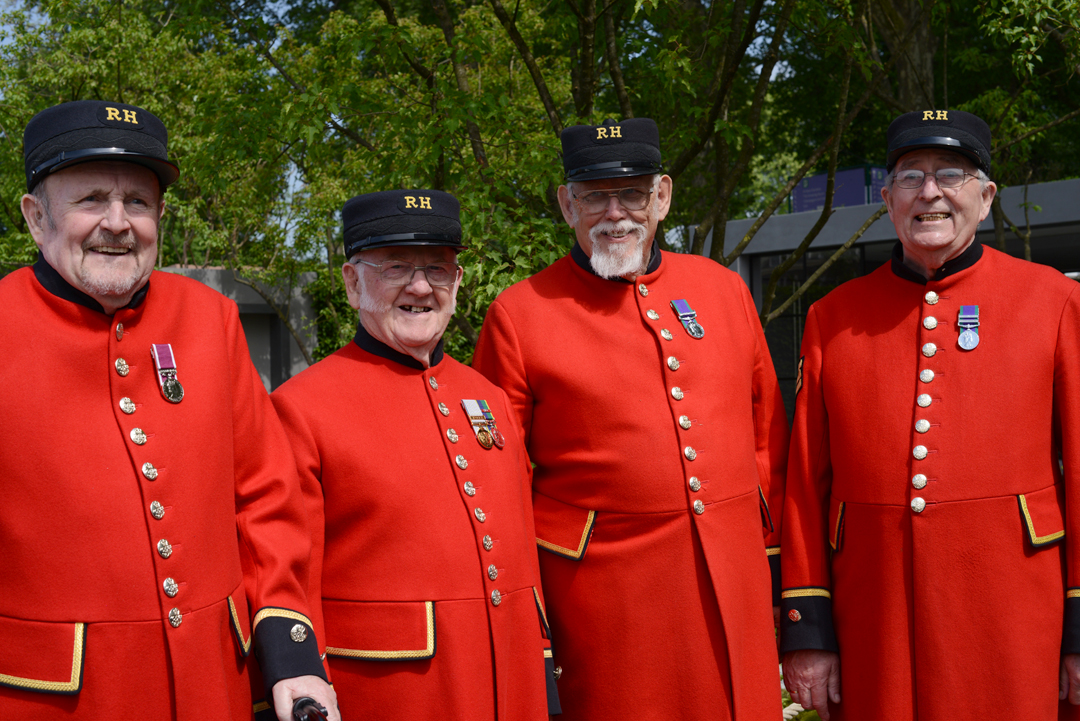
[[603, 194, 627, 220], [100, 199, 132, 234], [918, 173, 944, 200], [405, 266, 435, 294]]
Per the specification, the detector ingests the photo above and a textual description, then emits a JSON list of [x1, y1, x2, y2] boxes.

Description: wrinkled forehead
[[44, 160, 162, 196], [894, 149, 975, 172]]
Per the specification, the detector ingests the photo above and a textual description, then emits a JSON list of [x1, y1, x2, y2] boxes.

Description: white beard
[[588, 219, 650, 279], [78, 231, 145, 298]]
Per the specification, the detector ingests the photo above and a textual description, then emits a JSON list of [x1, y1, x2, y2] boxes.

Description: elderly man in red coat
[[472, 119, 789, 720], [0, 101, 337, 720], [781, 110, 1080, 721], [271, 189, 560, 720]]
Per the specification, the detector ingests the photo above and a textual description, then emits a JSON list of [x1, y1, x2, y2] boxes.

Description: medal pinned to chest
[[957, 305, 980, 351], [669, 299, 704, 339], [461, 399, 505, 450], [151, 343, 185, 403]]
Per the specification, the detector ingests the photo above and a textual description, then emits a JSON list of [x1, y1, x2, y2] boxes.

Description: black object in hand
[[292, 697, 329, 721]]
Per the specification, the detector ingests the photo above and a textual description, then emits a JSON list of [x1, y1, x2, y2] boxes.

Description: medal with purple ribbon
[[150, 344, 185, 403], [957, 305, 980, 351], [669, 299, 704, 338]]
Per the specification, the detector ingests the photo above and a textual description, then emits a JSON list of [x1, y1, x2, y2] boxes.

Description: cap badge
[[105, 107, 139, 124], [150, 343, 185, 403], [957, 305, 980, 351], [670, 299, 705, 339], [922, 110, 948, 121], [404, 195, 432, 210], [596, 125, 622, 139]]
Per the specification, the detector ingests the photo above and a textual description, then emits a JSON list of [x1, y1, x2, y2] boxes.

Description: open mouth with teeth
[[400, 304, 433, 314], [90, 246, 132, 255], [916, 213, 951, 221]]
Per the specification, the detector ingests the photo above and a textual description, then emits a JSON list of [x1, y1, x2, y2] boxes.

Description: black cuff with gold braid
[[768, 549, 781, 606], [253, 608, 328, 697], [778, 588, 838, 656], [1063, 591, 1080, 654], [545, 654, 563, 715]]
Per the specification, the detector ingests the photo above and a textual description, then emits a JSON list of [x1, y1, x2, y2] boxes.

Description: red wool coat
[[472, 244, 788, 720], [780, 243, 1080, 720], [0, 260, 325, 720], [271, 329, 559, 721]]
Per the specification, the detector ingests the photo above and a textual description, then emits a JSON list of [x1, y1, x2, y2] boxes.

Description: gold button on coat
[[913, 445, 928, 460], [490, 590, 502, 606], [115, 323, 124, 341], [912, 474, 927, 490], [142, 462, 158, 480], [168, 608, 182, 627], [920, 369, 935, 383], [115, 358, 130, 376], [474, 508, 486, 522], [447, 429, 459, 443], [483, 535, 493, 551], [693, 499, 705, 515], [130, 428, 147, 445], [157, 539, 173, 558], [911, 497, 926, 513], [667, 356, 680, 371], [923, 316, 938, 330], [684, 446, 697, 461], [922, 343, 937, 357], [119, 397, 136, 414], [647, 309, 660, 320], [679, 416, 691, 430], [661, 329, 673, 341], [456, 455, 468, 470], [488, 564, 498, 581], [688, 477, 701, 492], [925, 291, 939, 305], [671, 387, 684, 401], [150, 501, 165, 520], [290, 624, 308, 642], [915, 419, 931, 433], [428, 377, 439, 390], [438, 403, 449, 416], [163, 578, 178, 597], [638, 284, 648, 297], [464, 481, 476, 496], [917, 394, 932, 408]]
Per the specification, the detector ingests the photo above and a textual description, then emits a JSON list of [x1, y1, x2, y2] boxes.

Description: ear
[[557, 185, 576, 226], [654, 175, 673, 222], [342, 260, 363, 311], [880, 185, 895, 221], [977, 181, 998, 222], [21, 193, 47, 243]]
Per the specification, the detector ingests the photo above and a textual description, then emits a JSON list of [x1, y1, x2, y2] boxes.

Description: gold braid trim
[[781, 588, 832, 600], [0, 623, 84, 693], [326, 602, 436, 660]]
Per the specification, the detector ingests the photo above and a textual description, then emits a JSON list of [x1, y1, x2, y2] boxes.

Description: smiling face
[[881, 149, 996, 275], [342, 245, 463, 367], [557, 174, 672, 279], [21, 161, 163, 313]]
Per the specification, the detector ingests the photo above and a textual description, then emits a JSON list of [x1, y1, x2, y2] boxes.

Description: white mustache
[[590, 219, 648, 243], [82, 230, 136, 251]]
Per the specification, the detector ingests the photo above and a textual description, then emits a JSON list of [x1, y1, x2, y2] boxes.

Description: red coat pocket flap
[[228, 583, 253, 657], [533, 492, 596, 561], [828, 496, 846, 552], [1018, 484, 1065, 548], [323, 600, 435, 661], [0, 616, 85, 695]]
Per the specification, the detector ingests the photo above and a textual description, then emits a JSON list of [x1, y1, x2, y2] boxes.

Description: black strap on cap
[[344, 232, 464, 257], [30, 147, 179, 187], [566, 160, 663, 181]]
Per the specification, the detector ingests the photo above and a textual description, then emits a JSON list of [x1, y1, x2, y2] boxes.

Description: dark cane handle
[[292, 697, 329, 721]]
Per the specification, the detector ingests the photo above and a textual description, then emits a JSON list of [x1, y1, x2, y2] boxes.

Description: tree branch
[[488, 0, 565, 135], [996, 106, 1080, 154], [603, 0, 632, 118], [430, 0, 490, 169]]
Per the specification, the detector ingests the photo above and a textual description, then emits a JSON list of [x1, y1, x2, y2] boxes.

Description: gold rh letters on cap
[[106, 107, 122, 121], [596, 127, 608, 139], [105, 107, 138, 124], [123, 109, 138, 124], [419, 196, 432, 209], [404, 196, 418, 209], [922, 111, 934, 120], [610, 125, 622, 138], [936, 110, 948, 120]]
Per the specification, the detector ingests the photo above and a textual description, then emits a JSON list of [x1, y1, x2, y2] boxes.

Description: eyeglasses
[[893, 168, 976, 190], [572, 187, 653, 213], [355, 259, 460, 287]]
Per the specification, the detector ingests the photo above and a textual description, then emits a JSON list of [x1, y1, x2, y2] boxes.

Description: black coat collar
[[353, 320, 444, 370], [570, 238, 661, 282], [33, 252, 149, 314], [890, 239, 983, 284]]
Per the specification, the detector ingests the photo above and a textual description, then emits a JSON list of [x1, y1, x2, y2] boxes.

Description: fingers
[[1062, 661, 1069, 701], [828, 660, 842, 704], [808, 683, 831, 721]]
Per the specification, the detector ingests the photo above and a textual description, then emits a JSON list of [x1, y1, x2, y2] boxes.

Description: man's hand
[[783, 650, 840, 721], [1060, 654, 1080, 704], [272, 675, 340, 721]]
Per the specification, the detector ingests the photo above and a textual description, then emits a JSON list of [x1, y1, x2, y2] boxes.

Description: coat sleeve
[[779, 304, 839, 655], [227, 305, 328, 695], [739, 280, 789, 605], [1056, 285, 1080, 654], [473, 298, 535, 447]]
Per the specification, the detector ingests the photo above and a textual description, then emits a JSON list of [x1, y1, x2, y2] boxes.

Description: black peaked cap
[[24, 100, 179, 192], [561, 118, 663, 182], [343, 189, 465, 258], [886, 110, 992, 174]]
